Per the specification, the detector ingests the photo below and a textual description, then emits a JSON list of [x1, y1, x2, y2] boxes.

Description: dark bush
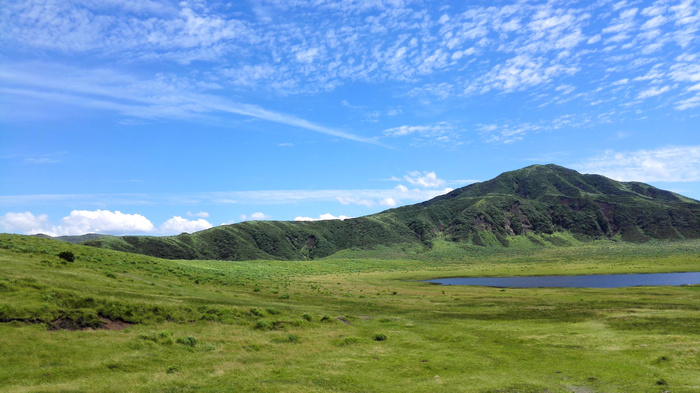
[[57, 251, 75, 262]]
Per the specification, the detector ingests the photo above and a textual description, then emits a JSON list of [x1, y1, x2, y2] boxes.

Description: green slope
[[4, 234, 700, 392], [84, 164, 700, 260]]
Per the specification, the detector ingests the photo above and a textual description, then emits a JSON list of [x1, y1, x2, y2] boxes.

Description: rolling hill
[[83, 164, 700, 260]]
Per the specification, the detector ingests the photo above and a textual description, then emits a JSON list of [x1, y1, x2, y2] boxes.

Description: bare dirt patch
[[49, 317, 133, 331], [100, 317, 133, 330]]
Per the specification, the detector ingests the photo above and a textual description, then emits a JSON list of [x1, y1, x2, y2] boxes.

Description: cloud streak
[[0, 63, 382, 146], [574, 146, 700, 183]]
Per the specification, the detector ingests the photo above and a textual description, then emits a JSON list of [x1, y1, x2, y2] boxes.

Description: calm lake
[[425, 272, 700, 288]]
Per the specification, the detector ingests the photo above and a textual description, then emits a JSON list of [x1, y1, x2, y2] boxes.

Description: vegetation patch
[[1, 233, 700, 392]]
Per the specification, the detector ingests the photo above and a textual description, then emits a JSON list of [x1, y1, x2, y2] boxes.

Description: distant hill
[[84, 164, 700, 260], [33, 233, 114, 244]]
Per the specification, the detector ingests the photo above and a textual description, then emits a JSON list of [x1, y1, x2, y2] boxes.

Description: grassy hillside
[[2, 233, 700, 392], [84, 164, 700, 261]]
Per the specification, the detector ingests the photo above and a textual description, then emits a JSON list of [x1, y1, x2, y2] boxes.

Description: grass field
[[1, 233, 700, 392]]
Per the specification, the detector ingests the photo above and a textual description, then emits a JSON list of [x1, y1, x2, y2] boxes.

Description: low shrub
[[176, 335, 198, 347], [336, 337, 360, 346], [287, 334, 300, 343], [374, 333, 388, 341], [254, 319, 273, 330]]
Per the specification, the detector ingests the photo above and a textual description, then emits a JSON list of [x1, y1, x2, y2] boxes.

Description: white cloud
[[637, 85, 671, 99], [0, 212, 54, 235], [2, 0, 699, 125], [0, 209, 155, 236], [25, 157, 61, 164], [0, 186, 461, 210], [0, 63, 384, 146], [294, 213, 350, 221], [404, 171, 446, 188], [382, 122, 462, 146], [240, 212, 271, 221], [676, 93, 700, 110], [575, 146, 700, 182], [337, 197, 375, 207], [380, 197, 398, 207], [61, 210, 155, 234], [473, 55, 579, 94], [187, 211, 209, 218], [159, 216, 212, 235], [295, 47, 320, 63], [2, 1, 253, 62], [477, 113, 593, 144], [0, 180, 467, 236], [587, 34, 601, 44]]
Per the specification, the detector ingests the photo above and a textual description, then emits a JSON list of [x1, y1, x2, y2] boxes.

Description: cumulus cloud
[[575, 146, 700, 182], [380, 198, 398, 207], [0, 209, 154, 236], [159, 216, 212, 235], [240, 212, 271, 221], [0, 210, 218, 236], [0, 212, 54, 235], [294, 213, 350, 221], [61, 210, 155, 234]]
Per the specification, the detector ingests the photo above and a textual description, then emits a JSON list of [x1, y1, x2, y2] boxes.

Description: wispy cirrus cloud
[[2, 0, 699, 148], [574, 146, 700, 183], [477, 113, 594, 144], [0, 169, 463, 211], [0, 63, 382, 146], [382, 122, 464, 147], [4, 0, 698, 103]]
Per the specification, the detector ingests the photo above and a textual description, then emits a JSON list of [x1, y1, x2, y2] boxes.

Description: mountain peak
[[85, 165, 700, 260]]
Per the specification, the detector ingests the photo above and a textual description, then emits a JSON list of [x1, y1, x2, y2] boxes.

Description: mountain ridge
[[83, 164, 700, 260]]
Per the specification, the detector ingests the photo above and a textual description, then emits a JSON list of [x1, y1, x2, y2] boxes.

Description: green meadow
[[2, 233, 700, 392]]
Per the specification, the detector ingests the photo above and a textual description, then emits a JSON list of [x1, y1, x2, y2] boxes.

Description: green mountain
[[84, 164, 700, 260], [33, 233, 114, 244]]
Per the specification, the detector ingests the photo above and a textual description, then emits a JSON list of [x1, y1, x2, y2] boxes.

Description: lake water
[[425, 272, 700, 288]]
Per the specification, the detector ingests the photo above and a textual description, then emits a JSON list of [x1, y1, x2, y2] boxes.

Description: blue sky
[[1, 0, 700, 236]]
